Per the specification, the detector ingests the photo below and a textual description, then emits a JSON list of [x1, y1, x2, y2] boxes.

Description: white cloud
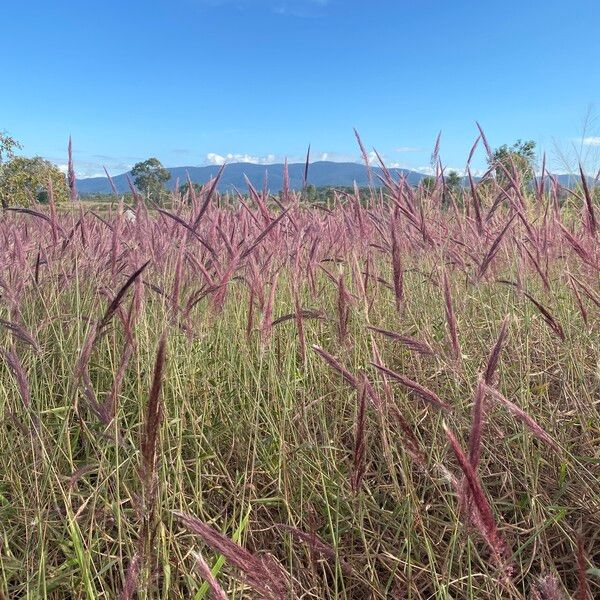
[[205, 150, 360, 165], [395, 146, 421, 153], [205, 152, 277, 165], [409, 166, 486, 177], [582, 136, 600, 146], [46, 156, 133, 179], [315, 151, 355, 162], [414, 166, 435, 176]]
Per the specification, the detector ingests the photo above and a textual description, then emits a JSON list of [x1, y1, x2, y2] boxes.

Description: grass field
[[0, 164, 598, 599]]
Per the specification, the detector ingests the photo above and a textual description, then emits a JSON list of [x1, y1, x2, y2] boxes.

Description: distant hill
[[76, 161, 594, 196], [76, 161, 426, 195], [540, 173, 595, 188]]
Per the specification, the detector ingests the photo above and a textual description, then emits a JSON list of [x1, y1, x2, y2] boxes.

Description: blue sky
[[1, 0, 599, 177]]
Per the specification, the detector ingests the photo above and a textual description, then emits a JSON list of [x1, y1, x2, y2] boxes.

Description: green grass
[[0, 199, 598, 599]]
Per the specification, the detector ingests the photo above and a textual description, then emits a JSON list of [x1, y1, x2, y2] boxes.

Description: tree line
[[1, 130, 586, 209]]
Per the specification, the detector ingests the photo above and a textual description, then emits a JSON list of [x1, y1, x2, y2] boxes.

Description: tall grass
[[0, 143, 598, 598]]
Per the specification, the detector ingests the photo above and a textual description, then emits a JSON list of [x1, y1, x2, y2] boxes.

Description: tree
[[446, 170, 461, 190], [179, 181, 203, 202], [0, 131, 22, 164], [131, 158, 170, 202], [305, 184, 318, 202], [0, 156, 68, 207], [420, 176, 436, 194], [489, 139, 536, 188], [443, 170, 462, 208]]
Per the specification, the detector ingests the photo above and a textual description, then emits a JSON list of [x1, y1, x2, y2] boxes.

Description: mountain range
[[76, 161, 590, 196], [76, 161, 426, 195]]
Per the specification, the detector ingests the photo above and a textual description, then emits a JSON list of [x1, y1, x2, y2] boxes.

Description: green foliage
[[0, 195, 598, 598], [81, 192, 134, 204], [490, 139, 536, 188], [0, 131, 22, 164], [131, 157, 171, 203], [446, 170, 461, 190], [442, 170, 462, 208], [421, 175, 436, 192], [305, 183, 318, 202], [0, 156, 68, 207], [178, 181, 203, 202], [282, 185, 372, 205]]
